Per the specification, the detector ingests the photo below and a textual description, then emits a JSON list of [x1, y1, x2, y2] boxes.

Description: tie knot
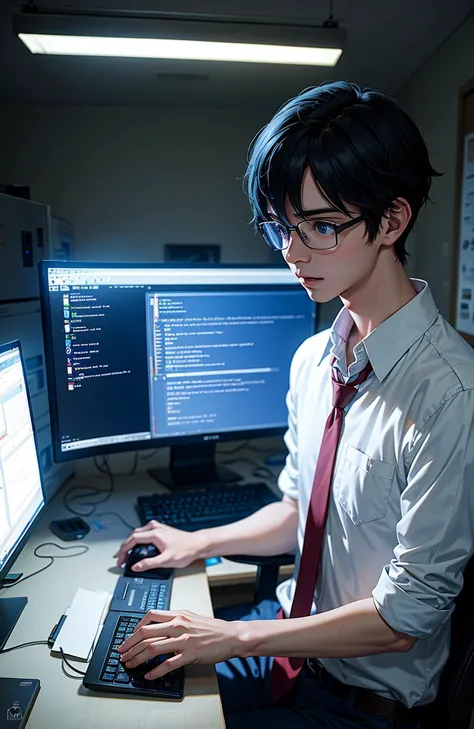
[[331, 361, 373, 410], [332, 379, 359, 410]]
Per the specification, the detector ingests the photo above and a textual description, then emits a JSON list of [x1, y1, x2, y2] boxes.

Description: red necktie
[[271, 358, 373, 703]]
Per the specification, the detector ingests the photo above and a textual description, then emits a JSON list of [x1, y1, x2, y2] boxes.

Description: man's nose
[[284, 230, 311, 265]]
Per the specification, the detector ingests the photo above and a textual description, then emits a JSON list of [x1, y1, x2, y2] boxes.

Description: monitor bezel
[[0, 339, 46, 585], [38, 260, 317, 463]]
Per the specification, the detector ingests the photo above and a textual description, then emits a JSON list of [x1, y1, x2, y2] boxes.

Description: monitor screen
[[0, 341, 45, 582], [39, 263, 316, 463]]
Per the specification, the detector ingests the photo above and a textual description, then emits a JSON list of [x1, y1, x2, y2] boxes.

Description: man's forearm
[[236, 598, 416, 659], [197, 497, 299, 560]]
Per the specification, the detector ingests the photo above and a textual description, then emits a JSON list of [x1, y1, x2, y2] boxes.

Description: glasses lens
[[259, 222, 289, 251], [299, 220, 337, 250]]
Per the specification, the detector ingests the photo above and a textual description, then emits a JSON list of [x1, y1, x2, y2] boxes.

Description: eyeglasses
[[258, 215, 365, 251]]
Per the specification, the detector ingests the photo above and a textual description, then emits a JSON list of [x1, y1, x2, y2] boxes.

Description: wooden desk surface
[[0, 474, 225, 729]]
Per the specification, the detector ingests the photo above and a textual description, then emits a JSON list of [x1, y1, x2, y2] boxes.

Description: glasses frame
[[258, 214, 365, 251]]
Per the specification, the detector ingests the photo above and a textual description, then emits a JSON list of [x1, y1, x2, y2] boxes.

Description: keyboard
[[84, 572, 184, 699], [109, 575, 173, 614], [84, 613, 184, 699], [136, 481, 280, 530]]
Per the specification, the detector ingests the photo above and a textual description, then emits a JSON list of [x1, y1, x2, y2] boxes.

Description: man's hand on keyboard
[[114, 520, 206, 571], [117, 609, 241, 678]]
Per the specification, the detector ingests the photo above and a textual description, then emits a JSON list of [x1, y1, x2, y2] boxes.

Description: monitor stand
[[0, 597, 28, 650], [148, 442, 243, 492]]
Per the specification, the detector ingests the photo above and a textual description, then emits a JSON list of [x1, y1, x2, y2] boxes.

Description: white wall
[[0, 102, 273, 265], [0, 100, 346, 327], [396, 11, 474, 318]]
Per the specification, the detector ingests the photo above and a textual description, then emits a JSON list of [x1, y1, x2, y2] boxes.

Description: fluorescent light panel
[[18, 33, 342, 66]]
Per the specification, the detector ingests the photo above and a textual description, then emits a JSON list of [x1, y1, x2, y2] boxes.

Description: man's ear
[[380, 197, 412, 248]]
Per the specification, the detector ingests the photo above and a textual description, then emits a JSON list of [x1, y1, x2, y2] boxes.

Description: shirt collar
[[318, 279, 439, 382]]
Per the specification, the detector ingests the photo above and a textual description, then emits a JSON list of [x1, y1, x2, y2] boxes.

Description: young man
[[114, 82, 474, 728]]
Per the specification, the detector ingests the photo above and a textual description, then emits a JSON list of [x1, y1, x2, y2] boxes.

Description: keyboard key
[[137, 482, 279, 530], [115, 673, 131, 684], [101, 672, 116, 682], [95, 612, 184, 697]]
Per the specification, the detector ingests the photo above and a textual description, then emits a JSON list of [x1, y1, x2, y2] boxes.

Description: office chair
[[226, 552, 295, 606], [226, 552, 474, 729]]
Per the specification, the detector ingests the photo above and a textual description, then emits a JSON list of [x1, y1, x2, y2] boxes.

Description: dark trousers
[[215, 600, 422, 729]]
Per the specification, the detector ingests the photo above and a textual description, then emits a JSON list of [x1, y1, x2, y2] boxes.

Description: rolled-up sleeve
[[372, 389, 474, 639]]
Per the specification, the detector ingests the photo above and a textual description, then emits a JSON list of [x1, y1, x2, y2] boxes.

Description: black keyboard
[[109, 575, 173, 614], [84, 613, 184, 699], [136, 481, 280, 530]]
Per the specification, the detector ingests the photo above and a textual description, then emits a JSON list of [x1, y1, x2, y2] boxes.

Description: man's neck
[[340, 252, 417, 360]]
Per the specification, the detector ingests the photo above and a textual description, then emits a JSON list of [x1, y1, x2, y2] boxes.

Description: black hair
[[245, 81, 442, 266]]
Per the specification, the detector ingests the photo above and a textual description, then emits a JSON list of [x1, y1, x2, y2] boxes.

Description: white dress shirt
[[276, 279, 474, 707]]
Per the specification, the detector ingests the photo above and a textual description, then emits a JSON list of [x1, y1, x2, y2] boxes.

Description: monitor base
[[148, 443, 243, 492], [148, 463, 242, 492], [0, 597, 28, 650]]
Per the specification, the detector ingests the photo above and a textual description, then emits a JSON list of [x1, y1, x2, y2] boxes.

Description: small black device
[[136, 481, 280, 530], [0, 677, 40, 729], [49, 517, 90, 541], [47, 614, 67, 648]]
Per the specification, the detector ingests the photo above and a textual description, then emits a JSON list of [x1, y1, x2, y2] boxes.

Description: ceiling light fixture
[[13, 8, 345, 67]]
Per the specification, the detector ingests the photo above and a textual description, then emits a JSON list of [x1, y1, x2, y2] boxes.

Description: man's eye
[[311, 221, 334, 236]]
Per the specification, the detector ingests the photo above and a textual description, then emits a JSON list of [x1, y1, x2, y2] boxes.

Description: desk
[[207, 557, 293, 588], [0, 474, 227, 729]]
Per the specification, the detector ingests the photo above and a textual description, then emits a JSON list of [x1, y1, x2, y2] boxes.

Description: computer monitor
[[0, 340, 45, 649], [39, 262, 317, 489]]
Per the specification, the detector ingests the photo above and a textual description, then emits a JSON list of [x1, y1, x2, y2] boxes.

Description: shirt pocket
[[334, 444, 395, 526]]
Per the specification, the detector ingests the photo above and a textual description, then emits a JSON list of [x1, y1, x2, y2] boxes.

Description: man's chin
[[305, 289, 337, 304]]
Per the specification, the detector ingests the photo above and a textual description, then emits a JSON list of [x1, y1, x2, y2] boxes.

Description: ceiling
[[1, 0, 474, 110]]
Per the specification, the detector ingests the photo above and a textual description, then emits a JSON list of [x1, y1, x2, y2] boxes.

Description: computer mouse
[[124, 544, 173, 580], [126, 543, 160, 568]]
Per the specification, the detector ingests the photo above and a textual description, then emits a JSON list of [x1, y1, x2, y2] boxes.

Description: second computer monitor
[[39, 263, 316, 485], [0, 340, 45, 647]]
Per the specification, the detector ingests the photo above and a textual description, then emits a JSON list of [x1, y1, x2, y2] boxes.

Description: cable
[[95, 511, 137, 531], [0, 638, 89, 680], [220, 457, 277, 482], [0, 640, 48, 654], [61, 661, 85, 681], [63, 457, 137, 532], [140, 449, 160, 461], [0, 542, 89, 590], [63, 456, 115, 517], [60, 647, 87, 676], [93, 454, 138, 477], [128, 452, 139, 475]]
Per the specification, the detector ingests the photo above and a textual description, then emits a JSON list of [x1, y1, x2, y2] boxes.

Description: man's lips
[[297, 274, 324, 281]]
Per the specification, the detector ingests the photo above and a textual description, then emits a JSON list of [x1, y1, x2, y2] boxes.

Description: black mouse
[[124, 544, 173, 580]]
